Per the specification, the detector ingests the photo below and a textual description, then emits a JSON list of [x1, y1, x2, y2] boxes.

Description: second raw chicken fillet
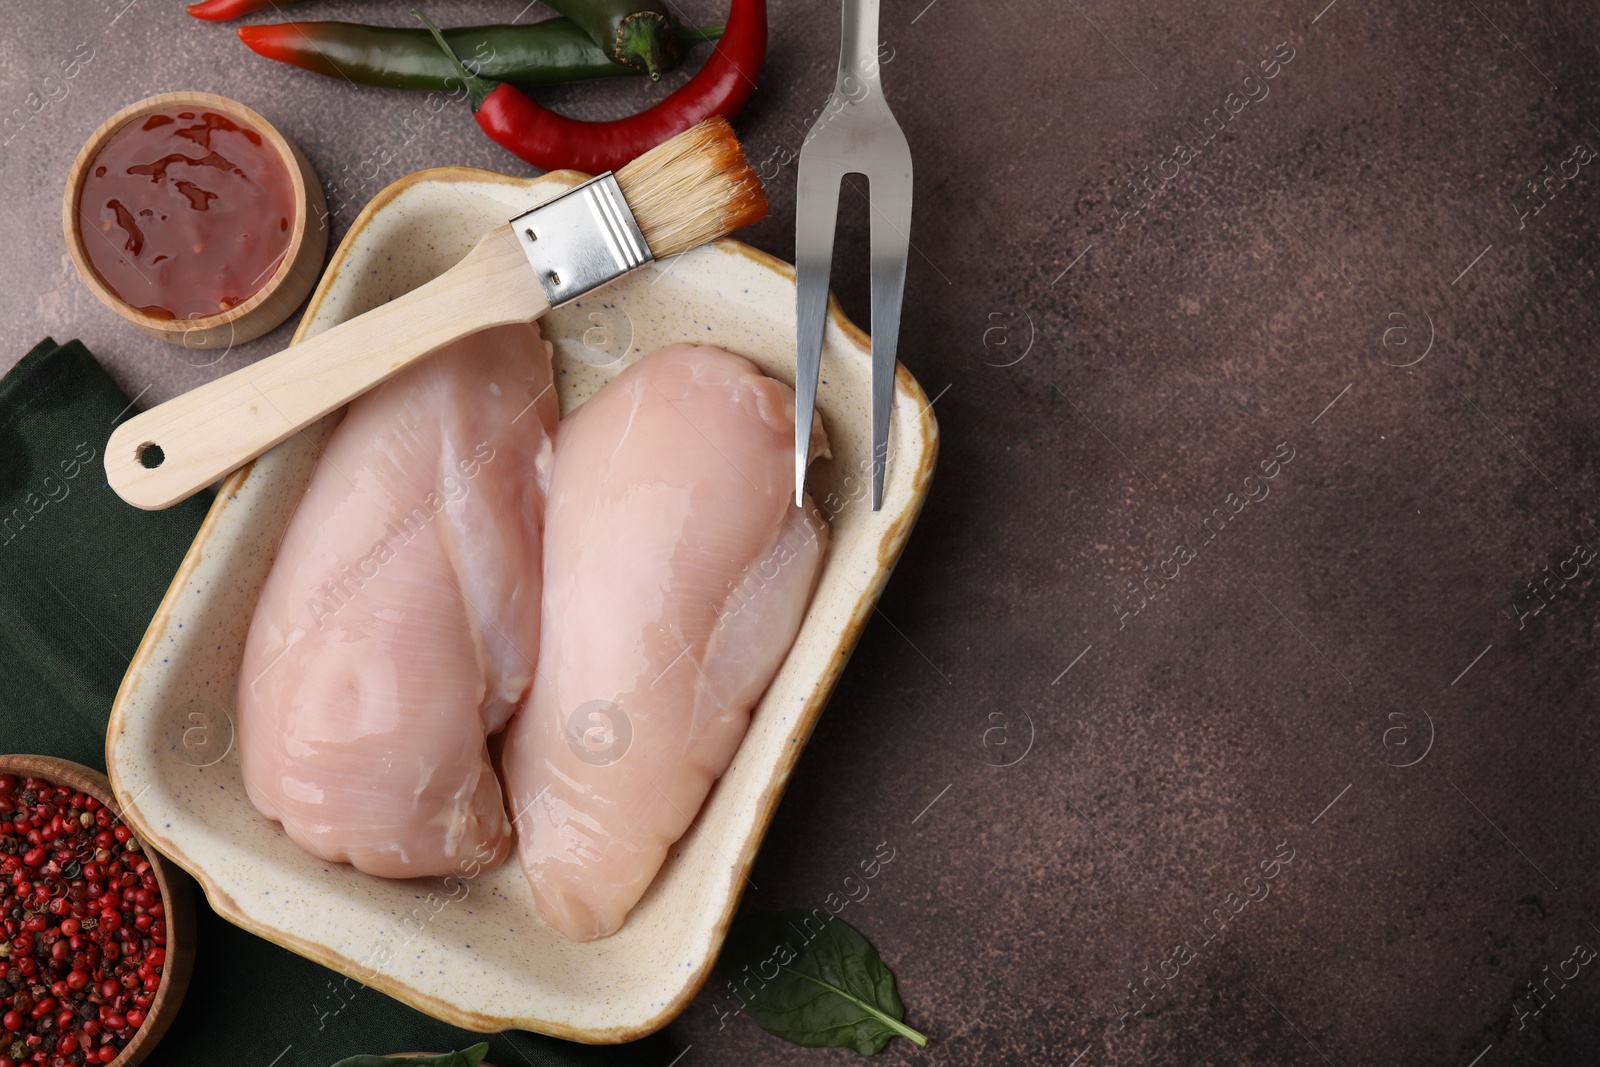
[[504, 344, 830, 940]]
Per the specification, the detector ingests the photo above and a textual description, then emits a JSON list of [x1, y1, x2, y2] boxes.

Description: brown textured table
[[5, 1, 1600, 1064]]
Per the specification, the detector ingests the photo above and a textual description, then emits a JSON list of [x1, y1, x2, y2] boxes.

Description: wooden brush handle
[[105, 225, 548, 510]]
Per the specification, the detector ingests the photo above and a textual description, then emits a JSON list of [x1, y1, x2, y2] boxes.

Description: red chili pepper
[[421, 0, 765, 174], [186, 0, 277, 19]]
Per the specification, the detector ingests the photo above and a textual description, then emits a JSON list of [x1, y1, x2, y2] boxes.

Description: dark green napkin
[[0, 339, 668, 1067]]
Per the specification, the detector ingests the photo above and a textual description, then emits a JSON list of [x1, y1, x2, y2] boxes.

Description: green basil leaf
[[329, 1043, 490, 1067], [716, 910, 928, 1055]]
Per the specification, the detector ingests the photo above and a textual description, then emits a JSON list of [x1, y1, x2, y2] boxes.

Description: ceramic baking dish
[[105, 167, 937, 1042]]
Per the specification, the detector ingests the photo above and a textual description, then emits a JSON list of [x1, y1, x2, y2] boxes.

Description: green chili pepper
[[541, 0, 680, 80], [237, 18, 723, 93], [203, 0, 689, 81]]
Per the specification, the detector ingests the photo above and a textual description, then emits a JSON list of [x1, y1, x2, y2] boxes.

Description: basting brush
[[105, 116, 767, 510]]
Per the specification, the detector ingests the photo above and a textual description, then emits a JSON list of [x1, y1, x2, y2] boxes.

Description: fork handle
[[838, 0, 883, 89]]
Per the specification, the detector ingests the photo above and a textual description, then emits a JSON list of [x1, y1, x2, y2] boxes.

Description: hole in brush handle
[[137, 443, 165, 470]]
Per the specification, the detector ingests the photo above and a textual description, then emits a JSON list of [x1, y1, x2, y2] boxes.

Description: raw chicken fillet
[[238, 323, 557, 879], [503, 343, 829, 940]]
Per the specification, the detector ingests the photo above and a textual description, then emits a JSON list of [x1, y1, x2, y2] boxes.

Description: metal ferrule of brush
[[511, 173, 655, 307]]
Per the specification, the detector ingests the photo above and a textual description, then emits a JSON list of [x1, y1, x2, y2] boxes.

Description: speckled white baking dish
[[105, 168, 937, 1042]]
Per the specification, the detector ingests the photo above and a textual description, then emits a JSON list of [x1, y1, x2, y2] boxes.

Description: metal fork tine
[[867, 164, 911, 511], [793, 157, 843, 507], [795, 0, 911, 511]]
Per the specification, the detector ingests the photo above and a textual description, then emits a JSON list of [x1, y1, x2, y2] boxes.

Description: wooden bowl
[[0, 755, 196, 1067], [62, 91, 327, 351]]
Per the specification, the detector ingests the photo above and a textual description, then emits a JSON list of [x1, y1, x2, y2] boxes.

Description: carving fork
[[793, 0, 912, 510]]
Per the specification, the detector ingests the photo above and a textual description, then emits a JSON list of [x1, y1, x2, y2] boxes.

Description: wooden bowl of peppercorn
[[0, 757, 194, 1067]]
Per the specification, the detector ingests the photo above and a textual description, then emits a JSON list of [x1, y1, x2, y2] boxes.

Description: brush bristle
[[616, 116, 768, 259]]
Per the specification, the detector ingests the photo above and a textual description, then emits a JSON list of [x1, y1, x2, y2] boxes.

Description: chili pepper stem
[[413, 8, 495, 110], [619, 14, 674, 80]]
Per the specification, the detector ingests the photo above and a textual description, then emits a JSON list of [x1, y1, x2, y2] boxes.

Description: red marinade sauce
[[79, 108, 295, 320]]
